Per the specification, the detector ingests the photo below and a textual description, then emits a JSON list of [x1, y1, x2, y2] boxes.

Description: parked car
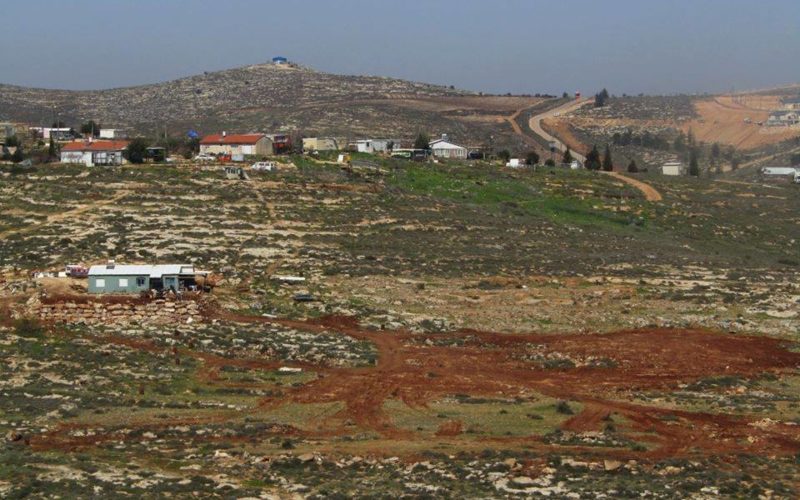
[[194, 153, 216, 162], [251, 161, 277, 172]]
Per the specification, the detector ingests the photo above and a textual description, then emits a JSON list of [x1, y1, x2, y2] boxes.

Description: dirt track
[[31, 309, 800, 460], [602, 171, 663, 201], [228, 313, 799, 459]]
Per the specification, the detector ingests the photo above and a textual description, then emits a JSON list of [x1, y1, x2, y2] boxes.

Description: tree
[[48, 139, 58, 160], [585, 145, 601, 170], [544, 158, 556, 167], [127, 138, 149, 164], [594, 88, 610, 107], [627, 159, 638, 173], [602, 145, 614, 171], [711, 142, 721, 159], [688, 148, 700, 176], [525, 150, 540, 165], [687, 128, 696, 148], [497, 149, 511, 163], [51, 120, 66, 128], [5, 135, 20, 148], [562, 147, 573, 164], [413, 132, 430, 150], [562, 91, 569, 99], [790, 153, 800, 166], [80, 120, 101, 137], [673, 131, 686, 152]]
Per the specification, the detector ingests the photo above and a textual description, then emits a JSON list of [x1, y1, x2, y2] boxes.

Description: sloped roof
[[61, 140, 129, 152], [429, 139, 467, 149], [200, 134, 265, 145], [88, 264, 195, 277]]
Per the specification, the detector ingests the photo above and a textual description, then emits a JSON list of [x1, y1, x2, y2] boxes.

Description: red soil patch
[[31, 311, 800, 460]]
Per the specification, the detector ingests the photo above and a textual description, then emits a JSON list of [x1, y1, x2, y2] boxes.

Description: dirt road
[[602, 171, 663, 201]]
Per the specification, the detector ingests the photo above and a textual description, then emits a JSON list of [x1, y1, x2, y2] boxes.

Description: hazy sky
[[2, 0, 798, 95]]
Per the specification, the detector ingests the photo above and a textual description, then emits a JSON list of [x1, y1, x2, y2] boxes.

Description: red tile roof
[[61, 140, 130, 152], [200, 133, 265, 145]]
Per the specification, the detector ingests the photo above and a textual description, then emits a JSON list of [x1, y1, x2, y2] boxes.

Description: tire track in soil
[[31, 311, 800, 460]]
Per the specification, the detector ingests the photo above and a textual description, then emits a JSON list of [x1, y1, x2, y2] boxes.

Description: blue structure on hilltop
[[272, 56, 288, 65]]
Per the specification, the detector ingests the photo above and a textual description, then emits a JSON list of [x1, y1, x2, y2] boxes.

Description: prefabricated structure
[[766, 110, 800, 127], [761, 167, 798, 176], [302, 137, 339, 152], [88, 262, 204, 294], [99, 128, 128, 139], [199, 133, 272, 157], [273, 56, 288, 65], [429, 134, 468, 160], [355, 139, 394, 154], [661, 161, 685, 176], [505, 158, 526, 168], [32, 127, 74, 141], [60, 140, 129, 166]]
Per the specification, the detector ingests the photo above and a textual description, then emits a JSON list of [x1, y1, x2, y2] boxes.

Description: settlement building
[[99, 128, 128, 139], [767, 110, 800, 127], [355, 139, 394, 153], [661, 161, 685, 176], [199, 133, 272, 157], [429, 135, 468, 160], [303, 137, 339, 152], [88, 262, 203, 294], [60, 140, 129, 166]]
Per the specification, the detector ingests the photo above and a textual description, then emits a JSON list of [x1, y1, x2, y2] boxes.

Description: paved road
[[526, 98, 664, 202], [528, 98, 593, 162]]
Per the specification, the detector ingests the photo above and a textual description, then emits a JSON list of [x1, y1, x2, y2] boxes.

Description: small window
[[136, 277, 146, 287], [118, 278, 129, 287], [95, 278, 105, 288]]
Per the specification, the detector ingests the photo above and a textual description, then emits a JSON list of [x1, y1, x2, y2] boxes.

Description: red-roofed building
[[199, 132, 271, 157], [60, 140, 130, 166]]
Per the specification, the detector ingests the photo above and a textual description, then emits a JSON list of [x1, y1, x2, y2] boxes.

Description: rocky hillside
[[0, 63, 540, 149]]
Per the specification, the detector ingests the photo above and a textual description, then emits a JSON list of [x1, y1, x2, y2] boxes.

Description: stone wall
[[28, 297, 203, 326]]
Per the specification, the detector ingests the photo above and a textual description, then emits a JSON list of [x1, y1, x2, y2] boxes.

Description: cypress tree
[[602, 145, 614, 171]]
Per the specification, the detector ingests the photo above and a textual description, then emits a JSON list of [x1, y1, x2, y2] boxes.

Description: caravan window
[[95, 279, 105, 288], [119, 278, 129, 287], [136, 277, 146, 286]]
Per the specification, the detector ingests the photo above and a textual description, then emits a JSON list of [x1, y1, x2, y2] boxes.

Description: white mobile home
[[661, 161, 685, 176]]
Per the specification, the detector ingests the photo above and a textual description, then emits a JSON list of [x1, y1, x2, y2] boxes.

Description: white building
[[31, 127, 73, 141], [767, 110, 800, 127], [60, 140, 129, 166], [99, 128, 128, 139], [506, 158, 526, 168], [429, 134, 468, 160], [661, 161, 685, 176], [355, 139, 394, 154], [761, 167, 798, 176]]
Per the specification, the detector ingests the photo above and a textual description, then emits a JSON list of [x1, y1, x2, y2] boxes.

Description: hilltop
[[0, 62, 546, 150]]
